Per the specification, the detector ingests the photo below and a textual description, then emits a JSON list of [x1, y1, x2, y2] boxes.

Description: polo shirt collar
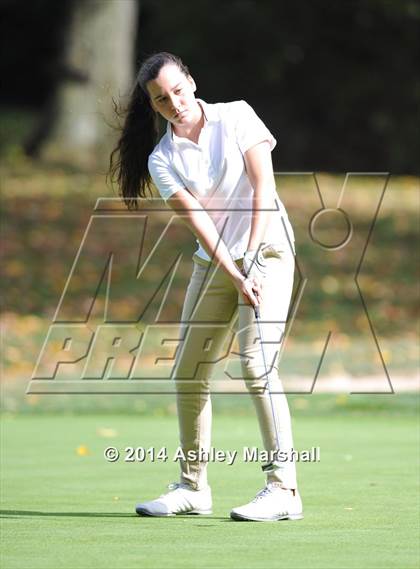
[[166, 98, 219, 143]]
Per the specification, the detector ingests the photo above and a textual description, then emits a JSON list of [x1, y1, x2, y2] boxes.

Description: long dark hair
[[108, 52, 191, 210]]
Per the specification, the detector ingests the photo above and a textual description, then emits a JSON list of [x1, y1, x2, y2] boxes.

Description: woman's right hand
[[233, 274, 262, 309]]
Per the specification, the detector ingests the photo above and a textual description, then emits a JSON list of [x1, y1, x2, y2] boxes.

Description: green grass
[[1, 403, 419, 569]]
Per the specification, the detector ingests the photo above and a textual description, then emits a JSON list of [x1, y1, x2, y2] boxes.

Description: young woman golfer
[[109, 52, 303, 522]]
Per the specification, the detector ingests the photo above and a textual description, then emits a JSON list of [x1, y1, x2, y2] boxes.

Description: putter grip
[[254, 306, 260, 319]]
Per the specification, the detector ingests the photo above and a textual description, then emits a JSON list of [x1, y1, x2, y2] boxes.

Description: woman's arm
[[166, 188, 261, 307], [243, 140, 277, 251]]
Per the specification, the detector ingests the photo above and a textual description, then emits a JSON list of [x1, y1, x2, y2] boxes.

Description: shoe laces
[[159, 482, 191, 498], [252, 483, 287, 502], [252, 486, 275, 502]]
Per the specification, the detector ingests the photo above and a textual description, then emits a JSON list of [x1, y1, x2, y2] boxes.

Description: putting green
[[1, 404, 419, 569]]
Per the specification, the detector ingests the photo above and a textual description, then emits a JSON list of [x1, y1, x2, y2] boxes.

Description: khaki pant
[[173, 240, 297, 490]]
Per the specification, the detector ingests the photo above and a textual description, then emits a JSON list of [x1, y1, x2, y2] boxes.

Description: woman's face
[[146, 64, 200, 126]]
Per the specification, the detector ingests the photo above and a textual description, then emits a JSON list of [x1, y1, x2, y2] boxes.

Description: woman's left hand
[[242, 249, 267, 280]]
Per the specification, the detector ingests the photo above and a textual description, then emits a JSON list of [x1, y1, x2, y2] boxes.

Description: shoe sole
[[136, 507, 212, 517], [230, 511, 304, 522]]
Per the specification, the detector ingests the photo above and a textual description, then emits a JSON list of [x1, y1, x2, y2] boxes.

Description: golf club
[[253, 304, 282, 473]]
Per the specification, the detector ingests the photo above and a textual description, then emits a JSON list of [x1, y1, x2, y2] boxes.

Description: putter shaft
[[253, 304, 282, 460]]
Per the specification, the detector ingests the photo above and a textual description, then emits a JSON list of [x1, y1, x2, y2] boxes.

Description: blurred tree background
[[138, 0, 420, 173], [0, 0, 418, 408], [0, 0, 419, 171]]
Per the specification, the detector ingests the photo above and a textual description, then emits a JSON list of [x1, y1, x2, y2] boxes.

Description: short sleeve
[[148, 153, 185, 201], [233, 100, 277, 154]]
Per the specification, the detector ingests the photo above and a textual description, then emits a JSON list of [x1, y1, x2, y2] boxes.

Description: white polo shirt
[[148, 98, 295, 262]]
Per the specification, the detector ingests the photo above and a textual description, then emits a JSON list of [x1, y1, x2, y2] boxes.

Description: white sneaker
[[230, 483, 303, 522], [135, 483, 212, 517]]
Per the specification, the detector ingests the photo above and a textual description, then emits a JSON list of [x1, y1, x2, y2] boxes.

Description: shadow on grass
[[0, 509, 229, 521]]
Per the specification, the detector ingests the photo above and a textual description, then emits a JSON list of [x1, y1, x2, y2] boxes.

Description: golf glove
[[243, 243, 286, 279], [242, 248, 267, 279]]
